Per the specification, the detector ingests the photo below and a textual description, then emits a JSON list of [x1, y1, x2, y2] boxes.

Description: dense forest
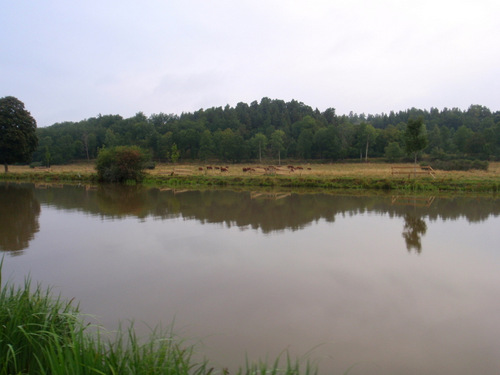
[[32, 98, 500, 165]]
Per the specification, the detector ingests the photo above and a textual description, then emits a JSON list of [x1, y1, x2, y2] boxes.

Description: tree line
[[31, 98, 500, 165]]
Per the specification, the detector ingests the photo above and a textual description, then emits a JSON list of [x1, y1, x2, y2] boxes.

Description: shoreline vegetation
[[1, 161, 499, 192], [0, 268, 317, 375]]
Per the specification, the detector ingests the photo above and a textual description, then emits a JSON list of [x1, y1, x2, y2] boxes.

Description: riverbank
[[2, 162, 499, 192]]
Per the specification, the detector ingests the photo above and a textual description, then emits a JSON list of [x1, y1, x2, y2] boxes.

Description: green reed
[[0, 265, 318, 375], [0, 268, 209, 375]]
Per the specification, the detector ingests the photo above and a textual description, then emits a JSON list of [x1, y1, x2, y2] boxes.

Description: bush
[[29, 161, 43, 168], [427, 159, 489, 171], [144, 160, 156, 170], [96, 146, 149, 183]]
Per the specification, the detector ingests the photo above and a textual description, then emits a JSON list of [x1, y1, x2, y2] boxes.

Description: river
[[1, 182, 499, 374]]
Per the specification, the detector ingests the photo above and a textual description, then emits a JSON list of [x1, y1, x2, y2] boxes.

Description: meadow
[[3, 161, 500, 192]]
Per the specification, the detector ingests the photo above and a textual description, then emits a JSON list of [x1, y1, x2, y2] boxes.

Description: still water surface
[[1, 182, 500, 374]]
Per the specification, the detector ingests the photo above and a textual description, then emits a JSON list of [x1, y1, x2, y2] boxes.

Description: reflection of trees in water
[[0, 183, 491, 256], [0, 183, 40, 254], [95, 185, 152, 219], [29, 184, 500, 235], [402, 214, 427, 253]]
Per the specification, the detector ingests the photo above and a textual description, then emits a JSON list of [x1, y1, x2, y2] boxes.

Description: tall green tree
[[453, 125, 473, 154], [168, 144, 180, 163], [250, 133, 268, 162], [0, 96, 38, 172], [404, 117, 428, 164], [199, 130, 215, 161], [355, 123, 377, 162], [313, 125, 340, 160], [270, 130, 286, 165], [384, 142, 404, 162], [296, 129, 314, 159], [217, 128, 245, 162]]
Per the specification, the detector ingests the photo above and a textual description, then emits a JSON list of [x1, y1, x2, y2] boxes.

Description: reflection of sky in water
[[3, 193, 500, 375]]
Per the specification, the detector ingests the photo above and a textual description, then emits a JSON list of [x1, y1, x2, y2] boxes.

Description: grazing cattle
[[221, 167, 228, 172], [198, 167, 204, 171], [206, 166, 213, 170], [215, 166, 220, 170], [307, 168, 311, 170], [295, 166, 303, 170]]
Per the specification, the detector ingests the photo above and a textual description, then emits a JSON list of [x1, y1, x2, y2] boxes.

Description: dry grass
[[6, 161, 500, 181], [8, 163, 95, 175], [148, 161, 500, 181]]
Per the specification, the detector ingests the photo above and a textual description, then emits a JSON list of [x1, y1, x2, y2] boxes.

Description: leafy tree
[[217, 128, 245, 162], [297, 129, 314, 159], [175, 128, 199, 159], [355, 123, 377, 162], [149, 112, 178, 134], [158, 132, 174, 161], [453, 125, 473, 154], [465, 132, 487, 158], [85, 133, 98, 159], [169, 144, 180, 163], [270, 130, 286, 165], [313, 125, 340, 160], [337, 122, 357, 158], [44, 146, 52, 168], [95, 146, 149, 183], [439, 126, 456, 154], [0, 96, 38, 172], [384, 142, 404, 162], [404, 117, 428, 164], [199, 130, 215, 161], [104, 129, 118, 148], [429, 147, 447, 161], [250, 133, 268, 162], [426, 124, 442, 152], [483, 123, 500, 158], [322, 107, 337, 125], [291, 115, 317, 139]]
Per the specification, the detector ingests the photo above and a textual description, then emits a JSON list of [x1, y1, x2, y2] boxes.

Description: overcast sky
[[2, 0, 499, 127]]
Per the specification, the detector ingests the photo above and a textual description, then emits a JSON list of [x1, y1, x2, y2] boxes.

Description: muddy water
[[1, 182, 499, 374]]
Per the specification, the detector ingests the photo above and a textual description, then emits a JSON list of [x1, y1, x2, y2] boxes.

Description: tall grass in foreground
[[0, 267, 318, 375]]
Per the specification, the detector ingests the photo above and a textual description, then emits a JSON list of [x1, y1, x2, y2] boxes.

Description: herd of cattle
[[196, 165, 311, 174]]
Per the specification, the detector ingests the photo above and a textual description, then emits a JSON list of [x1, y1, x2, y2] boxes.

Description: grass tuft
[[0, 264, 318, 375], [0, 268, 209, 374]]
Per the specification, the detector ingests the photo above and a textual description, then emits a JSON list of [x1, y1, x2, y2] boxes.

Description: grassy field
[[148, 161, 500, 180], [3, 161, 500, 191]]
